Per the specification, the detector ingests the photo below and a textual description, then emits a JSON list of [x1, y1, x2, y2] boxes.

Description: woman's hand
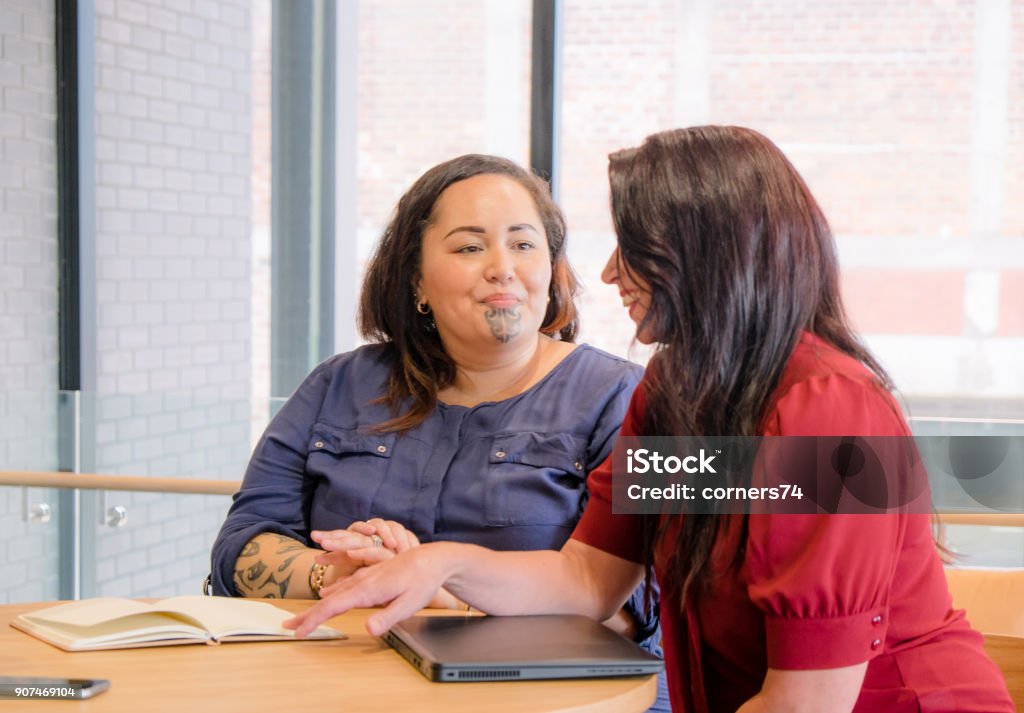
[[284, 540, 641, 637], [285, 542, 460, 637], [344, 518, 422, 553], [313, 521, 463, 609], [309, 528, 389, 580]]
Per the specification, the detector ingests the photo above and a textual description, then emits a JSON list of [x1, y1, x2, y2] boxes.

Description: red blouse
[[572, 333, 1012, 712]]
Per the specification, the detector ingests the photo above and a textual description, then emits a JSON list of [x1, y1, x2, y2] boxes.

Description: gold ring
[[370, 534, 383, 548]]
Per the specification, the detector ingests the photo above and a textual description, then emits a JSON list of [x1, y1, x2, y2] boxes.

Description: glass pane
[[944, 525, 1024, 568], [0, 393, 61, 602], [87, 392, 251, 598], [353, 0, 534, 277], [913, 417, 1024, 567], [0, 0, 62, 603], [560, 1, 1023, 563], [561, 0, 1023, 408], [86, 0, 268, 597]]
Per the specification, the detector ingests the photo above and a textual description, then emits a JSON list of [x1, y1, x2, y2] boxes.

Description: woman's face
[[601, 247, 656, 344], [417, 174, 552, 353]]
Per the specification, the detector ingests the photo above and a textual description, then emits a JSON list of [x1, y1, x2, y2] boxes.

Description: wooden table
[[0, 600, 656, 712]]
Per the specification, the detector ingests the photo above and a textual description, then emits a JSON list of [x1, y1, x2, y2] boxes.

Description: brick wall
[[0, 0, 60, 602], [89, 0, 253, 598]]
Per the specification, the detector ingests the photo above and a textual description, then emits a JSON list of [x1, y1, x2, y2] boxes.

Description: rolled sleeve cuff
[[765, 607, 889, 670]]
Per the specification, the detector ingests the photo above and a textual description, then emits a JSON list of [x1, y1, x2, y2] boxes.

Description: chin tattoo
[[484, 307, 523, 343]]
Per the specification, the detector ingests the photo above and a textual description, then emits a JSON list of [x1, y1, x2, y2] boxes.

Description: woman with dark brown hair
[[210, 154, 666, 706], [287, 129, 1012, 713]]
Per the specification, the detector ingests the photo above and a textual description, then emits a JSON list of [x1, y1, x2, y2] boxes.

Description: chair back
[[978, 635, 1024, 709], [946, 567, 1024, 708], [945, 568, 1024, 637]]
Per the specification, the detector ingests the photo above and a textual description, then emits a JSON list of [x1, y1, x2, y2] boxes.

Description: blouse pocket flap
[[309, 423, 396, 458], [488, 432, 586, 474]]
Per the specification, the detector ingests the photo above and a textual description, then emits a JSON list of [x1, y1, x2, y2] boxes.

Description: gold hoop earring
[[416, 302, 431, 315]]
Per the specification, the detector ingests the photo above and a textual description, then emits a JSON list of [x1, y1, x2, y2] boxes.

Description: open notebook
[[11, 595, 344, 651]]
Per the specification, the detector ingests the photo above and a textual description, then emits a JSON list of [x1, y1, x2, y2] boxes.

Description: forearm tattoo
[[484, 307, 522, 343], [232, 533, 309, 599]]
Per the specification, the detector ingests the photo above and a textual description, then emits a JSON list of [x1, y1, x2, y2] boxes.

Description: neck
[[441, 334, 547, 406]]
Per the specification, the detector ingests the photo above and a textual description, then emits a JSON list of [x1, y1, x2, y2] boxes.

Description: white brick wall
[[0, 1, 60, 602], [90, 0, 253, 598]]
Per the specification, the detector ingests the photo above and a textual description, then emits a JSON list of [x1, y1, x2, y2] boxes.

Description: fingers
[[397, 528, 421, 553], [312, 529, 362, 549], [284, 580, 381, 638], [315, 548, 392, 578], [366, 591, 429, 637], [313, 529, 379, 553], [342, 519, 398, 550], [364, 518, 399, 551], [344, 521, 377, 537], [377, 519, 420, 553], [335, 519, 421, 553], [284, 565, 403, 637], [317, 578, 344, 599], [340, 546, 395, 566], [285, 548, 448, 638], [315, 547, 391, 597]]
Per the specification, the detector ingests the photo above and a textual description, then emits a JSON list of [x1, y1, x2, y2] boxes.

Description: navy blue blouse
[[210, 343, 659, 646]]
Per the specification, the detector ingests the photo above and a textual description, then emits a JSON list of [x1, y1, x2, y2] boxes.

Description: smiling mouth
[[621, 292, 639, 308]]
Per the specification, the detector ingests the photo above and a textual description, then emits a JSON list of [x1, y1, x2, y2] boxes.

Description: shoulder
[[294, 344, 396, 425], [766, 333, 906, 437], [568, 344, 644, 385], [297, 344, 394, 401], [313, 343, 392, 378], [774, 332, 878, 391], [516, 344, 642, 434]]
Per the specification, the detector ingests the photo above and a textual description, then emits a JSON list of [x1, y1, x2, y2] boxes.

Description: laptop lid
[[382, 614, 664, 683]]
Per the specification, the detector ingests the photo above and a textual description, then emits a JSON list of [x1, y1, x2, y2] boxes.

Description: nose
[[485, 245, 514, 283], [600, 248, 619, 285]]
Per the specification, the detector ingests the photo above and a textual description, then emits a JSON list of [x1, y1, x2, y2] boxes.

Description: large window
[[557, 0, 1023, 565], [1, 0, 1020, 603], [562, 0, 1023, 416]]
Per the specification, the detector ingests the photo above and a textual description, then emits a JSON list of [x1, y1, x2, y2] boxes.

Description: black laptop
[[382, 614, 664, 682]]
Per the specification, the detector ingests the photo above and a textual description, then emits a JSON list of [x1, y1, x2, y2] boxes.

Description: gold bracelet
[[309, 562, 328, 600]]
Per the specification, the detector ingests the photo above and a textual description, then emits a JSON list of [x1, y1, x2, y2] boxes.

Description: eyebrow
[[442, 224, 540, 240]]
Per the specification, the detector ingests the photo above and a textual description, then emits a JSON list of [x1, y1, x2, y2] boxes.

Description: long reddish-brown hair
[[609, 127, 891, 600], [360, 154, 579, 433]]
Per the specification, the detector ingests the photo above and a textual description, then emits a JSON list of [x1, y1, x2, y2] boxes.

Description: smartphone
[[0, 676, 110, 700]]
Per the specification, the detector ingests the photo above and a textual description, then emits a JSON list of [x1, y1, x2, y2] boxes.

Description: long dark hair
[[609, 126, 891, 600], [360, 154, 579, 433]]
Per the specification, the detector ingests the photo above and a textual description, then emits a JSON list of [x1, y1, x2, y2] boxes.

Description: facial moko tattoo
[[485, 306, 523, 343]]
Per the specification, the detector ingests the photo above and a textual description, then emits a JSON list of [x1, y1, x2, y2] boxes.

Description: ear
[[412, 279, 424, 304]]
